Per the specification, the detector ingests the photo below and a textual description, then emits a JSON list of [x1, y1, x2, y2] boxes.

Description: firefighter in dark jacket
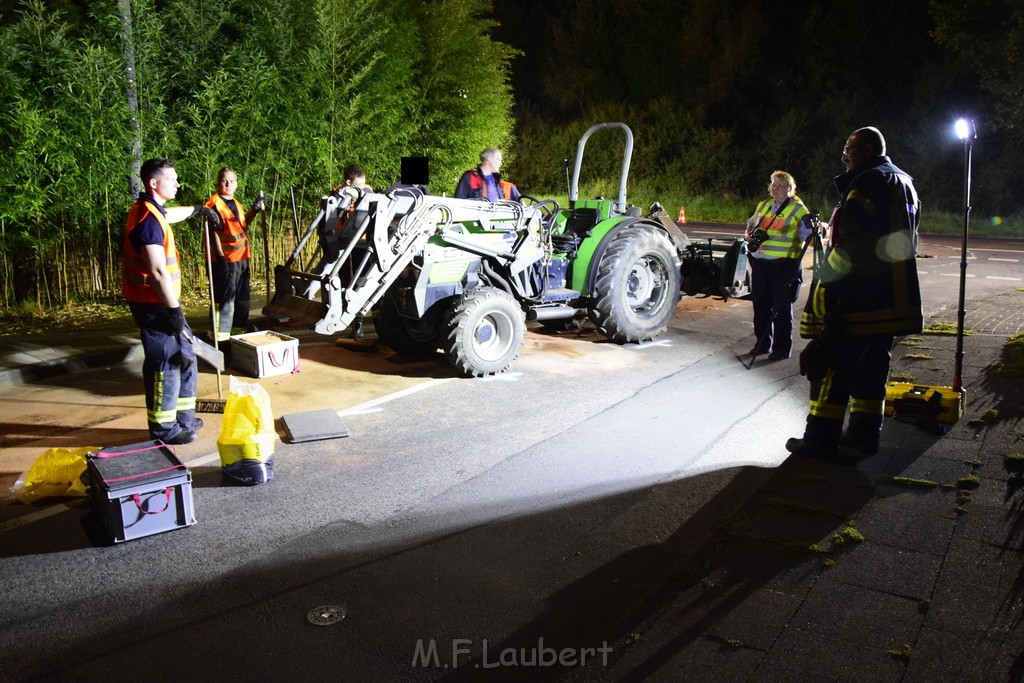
[[788, 127, 923, 460], [454, 147, 521, 202], [205, 167, 265, 342], [123, 157, 221, 445]]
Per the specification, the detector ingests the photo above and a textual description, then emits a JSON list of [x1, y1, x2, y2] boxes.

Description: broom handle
[[202, 216, 223, 399], [260, 190, 270, 304]]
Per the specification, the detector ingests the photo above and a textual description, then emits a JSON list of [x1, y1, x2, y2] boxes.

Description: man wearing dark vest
[[790, 127, 923, 460], [454, 147, 522, 202], [205, 167, 265, 342], [122, 157, 221, 445]]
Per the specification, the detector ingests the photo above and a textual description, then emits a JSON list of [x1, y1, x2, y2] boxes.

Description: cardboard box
[[884, 382, 964, 425], [231, 331, 299, 378], [87, 441, 196, 544]]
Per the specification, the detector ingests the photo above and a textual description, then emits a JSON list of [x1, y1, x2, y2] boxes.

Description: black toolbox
[[86, 441, 196, 544]]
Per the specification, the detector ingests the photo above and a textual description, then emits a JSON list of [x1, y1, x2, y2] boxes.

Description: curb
[[0, 344, 144, 390]]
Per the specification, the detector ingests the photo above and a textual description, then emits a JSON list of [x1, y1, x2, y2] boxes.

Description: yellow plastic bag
[[11, 446, 98, 503], [218, 375, 276, 466]]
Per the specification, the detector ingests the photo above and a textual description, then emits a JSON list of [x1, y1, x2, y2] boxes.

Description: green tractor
[[264, 122, 746, 376]]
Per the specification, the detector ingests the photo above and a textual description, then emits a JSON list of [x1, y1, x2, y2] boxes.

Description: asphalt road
[[0, 231, 1021, 680]]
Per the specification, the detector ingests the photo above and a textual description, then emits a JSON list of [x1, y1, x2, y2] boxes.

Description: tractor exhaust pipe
[[528, 305, 576, 321]]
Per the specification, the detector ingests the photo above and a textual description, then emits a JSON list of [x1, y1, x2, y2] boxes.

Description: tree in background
[[0, 0, 517, 307], [410, 0, 519, 192], [494, 0, 1022, 218]]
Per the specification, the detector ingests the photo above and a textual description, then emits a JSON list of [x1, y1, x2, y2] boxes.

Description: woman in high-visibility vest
[[744, 170, 813, 360]]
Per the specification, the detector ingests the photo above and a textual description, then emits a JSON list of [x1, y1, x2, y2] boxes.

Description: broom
[[197, 213, 227, 414]]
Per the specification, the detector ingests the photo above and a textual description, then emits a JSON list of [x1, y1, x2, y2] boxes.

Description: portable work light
[[952, 117, 975, 392]]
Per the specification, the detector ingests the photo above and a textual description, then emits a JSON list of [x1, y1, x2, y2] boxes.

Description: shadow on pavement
[[9, 443, 931, 682]]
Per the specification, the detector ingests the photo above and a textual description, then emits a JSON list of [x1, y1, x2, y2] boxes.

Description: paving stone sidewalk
[[577, 297, 1024, 681]]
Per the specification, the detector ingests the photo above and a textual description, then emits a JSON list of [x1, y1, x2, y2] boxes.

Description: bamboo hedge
[[0, 0, 516, 308]]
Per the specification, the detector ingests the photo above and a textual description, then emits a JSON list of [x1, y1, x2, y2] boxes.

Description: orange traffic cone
[[677, 205, 687, 223]]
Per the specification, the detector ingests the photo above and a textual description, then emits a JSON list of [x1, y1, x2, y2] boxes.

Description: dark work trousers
[[803, 333, 895, 449], [211, 258, 251, 340], [750, 257, 802, 357], [129, 302, 199, 442]]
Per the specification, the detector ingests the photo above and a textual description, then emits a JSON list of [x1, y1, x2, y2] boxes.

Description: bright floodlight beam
[[952, 117, 975, 393], [955, 118, 974, 141]]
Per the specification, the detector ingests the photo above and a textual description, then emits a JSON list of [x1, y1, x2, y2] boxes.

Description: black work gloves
[[166, 306, 187, 334], [799, 334, 831, 383], [195, 205, 222, 230]]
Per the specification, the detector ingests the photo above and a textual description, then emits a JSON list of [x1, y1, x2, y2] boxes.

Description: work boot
[[785, 437, 838, 460], [843, 413, 882, 455], [162, 429, 198, 446], [838, 430, 879, 456]]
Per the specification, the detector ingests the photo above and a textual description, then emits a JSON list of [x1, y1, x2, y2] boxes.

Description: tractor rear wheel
[[374, 293, 441, 357], [443, 287, 526, 376], [588, 223, 681, 342]]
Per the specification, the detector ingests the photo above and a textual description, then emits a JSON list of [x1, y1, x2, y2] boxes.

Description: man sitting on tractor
[[454, 147, 521, 202]]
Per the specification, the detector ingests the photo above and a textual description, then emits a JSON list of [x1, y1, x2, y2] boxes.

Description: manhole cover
[[307, 604, 346, 626]]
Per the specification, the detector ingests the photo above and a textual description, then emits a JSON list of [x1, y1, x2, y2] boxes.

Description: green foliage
[[412, 0, 518, 192], [885, 476, 940, 488], [1004, 453, 1024, 474], [996, 332, 1024, 378], [780, 542, 823, 556], [924, 322, 973, 336], [887, 645, 915, 660], [0, 0, 515, 307], [494, 1, 1024, 221], [956, 475, 981, 490], [966, 410, 998, 427], [831, 525, 865, 546], [931, 0, 1024, 138]]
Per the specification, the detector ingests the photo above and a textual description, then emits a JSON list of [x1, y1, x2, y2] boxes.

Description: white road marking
[[989, 257, 1020, 263], [626, 339, 674, 350], [480, 372, 524, 383], [941, 273, 975, 278], [985, 276, 1023, 282], [336, 378, 454, 416]]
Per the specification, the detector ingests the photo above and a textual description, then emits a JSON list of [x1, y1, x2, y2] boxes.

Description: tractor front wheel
[[443, 287, 526, 377], [374, 293, 442, 357], [588, 223, 681, 342]]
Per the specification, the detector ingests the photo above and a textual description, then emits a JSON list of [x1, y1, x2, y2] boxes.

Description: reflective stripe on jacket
[[750, 197, 809, 260], [205, 194, 250, 262], [121, 199, 181, 304]]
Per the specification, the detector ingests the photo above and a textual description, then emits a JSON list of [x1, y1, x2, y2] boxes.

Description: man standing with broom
[[123, 158, 221, 445], [205, 167, 266, 343]]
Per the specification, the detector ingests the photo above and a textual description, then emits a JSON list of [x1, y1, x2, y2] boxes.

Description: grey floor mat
[[281, 409, 350, 443]]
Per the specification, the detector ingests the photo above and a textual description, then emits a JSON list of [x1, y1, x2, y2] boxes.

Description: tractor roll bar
[[569, 122, 633, 214]]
